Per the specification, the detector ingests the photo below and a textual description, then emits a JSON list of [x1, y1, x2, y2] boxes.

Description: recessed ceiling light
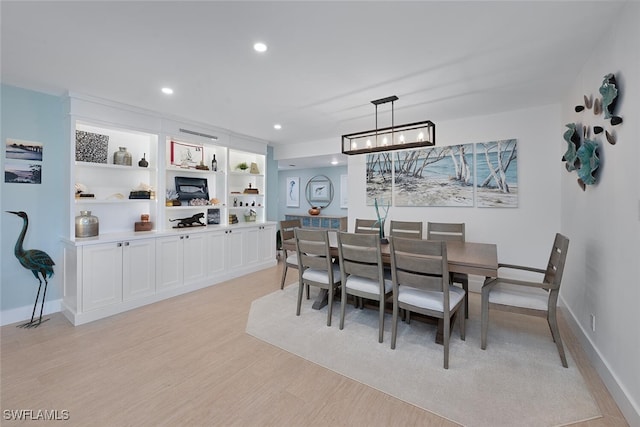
[[331, 160, 339, 165], [253, 42, 267, 53], [273, 124, 282, 130], [161, 87, 173, 95]]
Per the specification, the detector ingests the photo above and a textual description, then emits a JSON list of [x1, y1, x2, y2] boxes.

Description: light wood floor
[[1, 262, 628, 426]]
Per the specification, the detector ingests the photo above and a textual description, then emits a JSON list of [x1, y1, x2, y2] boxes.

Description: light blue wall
[[1, 84, 66, 312], [277, 166, 348, 221]]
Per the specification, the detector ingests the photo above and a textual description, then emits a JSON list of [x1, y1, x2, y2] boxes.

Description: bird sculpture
[[6, 211, 55, 328]]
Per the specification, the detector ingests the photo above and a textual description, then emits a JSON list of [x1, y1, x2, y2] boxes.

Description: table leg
[[312, 289, 329, 310]]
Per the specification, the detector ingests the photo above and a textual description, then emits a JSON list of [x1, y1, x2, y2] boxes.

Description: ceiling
[[0, 1, 625, 169]]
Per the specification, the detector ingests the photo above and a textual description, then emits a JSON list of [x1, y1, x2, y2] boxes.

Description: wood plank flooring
[[0, 261, 628, 426]]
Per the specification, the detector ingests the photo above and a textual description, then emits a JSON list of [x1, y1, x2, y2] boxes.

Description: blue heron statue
[[6, 211, 55, 328]]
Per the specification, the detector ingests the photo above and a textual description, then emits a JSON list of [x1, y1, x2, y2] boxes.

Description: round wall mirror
[[305, 175, 334, 209]]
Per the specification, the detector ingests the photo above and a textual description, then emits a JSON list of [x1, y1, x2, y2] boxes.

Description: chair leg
[[296, 281, 304, 316], [391, 300, 398, 350], [378, 298, 385, 343], [327, 286, 333, 327], [280, 263, 288, 290], [548, 309, 568, 368], [461, 278, 469, 318], [444, 313, 451, 369], [481, 282, 491, 350], [339, 285, 346, 330], [459, 297, 466, 341]]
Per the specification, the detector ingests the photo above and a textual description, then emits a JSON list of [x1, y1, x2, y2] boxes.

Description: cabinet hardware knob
[[117, 242, 122, 247], [186, 235, 189, 239], [124, 242, 130, 246]]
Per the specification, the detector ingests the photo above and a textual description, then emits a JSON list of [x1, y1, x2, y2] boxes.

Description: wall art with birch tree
[[475, 139, 518, 207], [393, 144, 474, 207], [366, 152, 392, 206]]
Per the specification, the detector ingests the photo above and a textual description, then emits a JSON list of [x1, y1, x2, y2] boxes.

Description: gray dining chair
[[337, 232, 392, 343], [354, 218, 380, 235], [481, 233, 570, 368], [389, 220, 423, 239], [389, 236, 466, 369], [427, 222, 469, 318], [294, 228, 341, 326], [279, 219, 301, 290]]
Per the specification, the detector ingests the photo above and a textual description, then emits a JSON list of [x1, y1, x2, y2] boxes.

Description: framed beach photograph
[[6, 138, 43, 162], [170, 140, 204, 168], [4, 162, 42, 184], [286, 176, 299, 207]]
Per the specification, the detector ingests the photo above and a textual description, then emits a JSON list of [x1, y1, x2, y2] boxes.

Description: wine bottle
[[211, 154, 218, 171]]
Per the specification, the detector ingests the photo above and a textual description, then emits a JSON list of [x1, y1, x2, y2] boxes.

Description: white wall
[[560, 2, 640, 424], [348, 104, 562, 277]]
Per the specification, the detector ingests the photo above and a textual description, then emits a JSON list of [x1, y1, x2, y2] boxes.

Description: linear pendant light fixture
[[341, 95, 435, 155]]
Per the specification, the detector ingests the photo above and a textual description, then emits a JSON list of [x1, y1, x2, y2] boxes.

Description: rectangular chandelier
[[341, 96, 435, 155]]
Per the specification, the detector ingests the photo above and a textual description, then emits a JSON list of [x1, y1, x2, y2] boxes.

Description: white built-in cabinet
[[62, 93, 276, 326]]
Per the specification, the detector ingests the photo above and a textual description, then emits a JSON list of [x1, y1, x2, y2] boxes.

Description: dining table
[[282, 231, 498, 344]]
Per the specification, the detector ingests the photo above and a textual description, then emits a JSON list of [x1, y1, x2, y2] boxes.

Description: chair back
[[544, 233, 570, 289], [354, 218, 380, 235], [337, 232, 384, 283], [390, 220, 423, 239], [389, 236, 450, 311], [280, 219, 301, 242], [294, 228, 333, 274], [427, 222, 465, 242]]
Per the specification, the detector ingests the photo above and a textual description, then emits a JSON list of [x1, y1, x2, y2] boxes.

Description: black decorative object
[[6, 211, 55, 328], [574, 105, 585, 113], [593, 126, 604, 135], [611, 116, 623, 126], [169, 213, 206, 228], [138, 153, 149, 167]]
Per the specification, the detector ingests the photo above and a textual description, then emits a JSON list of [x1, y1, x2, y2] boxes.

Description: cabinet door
[[183, 233, 206, 284], [227, 229, 244, 271], [244, 227, 260, 266], [82, 243, 123, 311], [156, 236, 184, 291], [206, 230, 227, 278], [122, 239, 156, 301], [259, 225, 276, 262]]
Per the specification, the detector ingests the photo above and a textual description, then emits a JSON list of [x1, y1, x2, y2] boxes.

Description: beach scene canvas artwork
[[394, 144, 474, 207], [366, 152, 392, 206], [475, 139, 518, 208], [4, 162, 42, 184]]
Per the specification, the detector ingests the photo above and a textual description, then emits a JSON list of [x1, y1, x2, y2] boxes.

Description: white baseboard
[[1, 298, 62, 326], [560, 296, 639, 426]]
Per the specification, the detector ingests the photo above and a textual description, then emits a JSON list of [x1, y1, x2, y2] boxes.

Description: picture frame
[[6, 138, 43, 162], [286, 176, 299, 207], [207, 208, 221, 225], [340, 174, 348, 208], [170, 140, 204, 168], [174, 176, 209, 201], [309, 180, 331, 203]]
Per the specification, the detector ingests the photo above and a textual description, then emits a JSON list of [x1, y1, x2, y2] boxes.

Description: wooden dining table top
[[283, 232, 498, 278]]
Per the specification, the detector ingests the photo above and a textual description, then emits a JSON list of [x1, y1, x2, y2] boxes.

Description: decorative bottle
[[114, 147, 132, 166], [138, 153, 148, 167], [211, 154, 218, 172], [75, 210, 99, 238]]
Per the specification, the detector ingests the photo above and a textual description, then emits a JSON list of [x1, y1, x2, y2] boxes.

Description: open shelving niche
[[163, 135, 228, 230], [227, 149, 266, 224], [72, 121, 159, 240]]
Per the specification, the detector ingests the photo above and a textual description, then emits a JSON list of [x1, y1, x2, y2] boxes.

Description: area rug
[[246, 285, 601, 427]]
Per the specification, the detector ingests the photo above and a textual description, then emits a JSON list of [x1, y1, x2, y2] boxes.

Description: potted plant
[[236, 162, 249, 172], [166, 189, 180, 206]]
